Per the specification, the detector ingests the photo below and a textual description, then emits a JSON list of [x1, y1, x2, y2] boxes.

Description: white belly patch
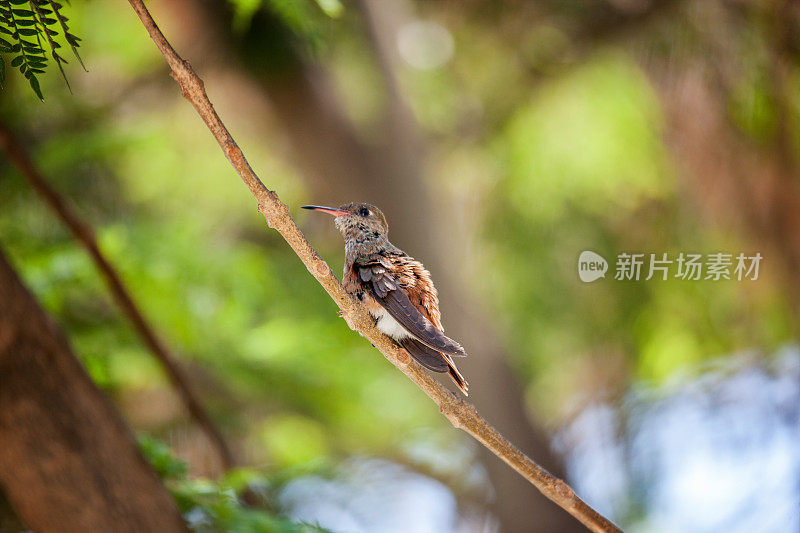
[[370, 307, 411, 340]]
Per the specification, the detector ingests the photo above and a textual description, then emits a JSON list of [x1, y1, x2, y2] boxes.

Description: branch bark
[[0, 120, 237, 472], [124, 1, 621, 531]]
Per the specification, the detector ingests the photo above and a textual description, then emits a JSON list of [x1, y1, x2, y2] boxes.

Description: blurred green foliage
[[0, 0, 797, 528], [0, 2, 449, 482], [230, 0, 341, 47], [139, 434, 327, 532], [479, 50, 792, 410], [381, 11, 794, 413], [1, 0, 793, 439]]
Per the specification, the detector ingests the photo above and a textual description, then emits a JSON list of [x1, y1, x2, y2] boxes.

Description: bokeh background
[[1, 0, 799, 532]]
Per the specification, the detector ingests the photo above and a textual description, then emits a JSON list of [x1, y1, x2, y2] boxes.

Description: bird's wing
[[401, 337, 470, 395], [400, 338, 449, 372], [357, 261, 466, 357]]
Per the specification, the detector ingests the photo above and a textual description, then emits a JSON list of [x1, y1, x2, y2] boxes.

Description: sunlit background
[[1, 0, 799, 532]]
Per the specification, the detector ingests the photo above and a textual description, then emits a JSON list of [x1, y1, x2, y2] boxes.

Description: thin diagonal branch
[[0, 120, 237, 472], [124, 1, 621, 531]]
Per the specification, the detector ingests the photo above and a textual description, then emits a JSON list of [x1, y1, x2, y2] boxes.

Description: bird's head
[[302, 202, 389, 242]]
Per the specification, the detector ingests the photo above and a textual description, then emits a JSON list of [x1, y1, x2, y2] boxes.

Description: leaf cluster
[[139, 435, 328, 533], [0, 0, 84, 99]]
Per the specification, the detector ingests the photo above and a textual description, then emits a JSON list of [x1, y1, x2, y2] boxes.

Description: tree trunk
[[0, 246, 186, 533]]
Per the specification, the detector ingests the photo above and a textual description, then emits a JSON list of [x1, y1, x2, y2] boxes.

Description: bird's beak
[[302, 205, 349, 217]]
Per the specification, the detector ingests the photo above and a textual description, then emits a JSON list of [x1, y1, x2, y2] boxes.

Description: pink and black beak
[[302, 205, 349, 217]]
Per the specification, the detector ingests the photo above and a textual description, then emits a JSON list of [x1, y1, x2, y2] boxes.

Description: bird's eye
[[359, 207, 370, 217]]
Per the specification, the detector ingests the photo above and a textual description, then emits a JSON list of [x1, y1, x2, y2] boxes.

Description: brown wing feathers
[[401, 338, 469, 394], [357, 262, 466, 357], [357, 259, 469, 395], [400, 339, 448, 372]]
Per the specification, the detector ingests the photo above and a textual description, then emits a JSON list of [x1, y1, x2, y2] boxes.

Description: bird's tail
[[445, 356, 469, 396], [401, 338, 469, 396]]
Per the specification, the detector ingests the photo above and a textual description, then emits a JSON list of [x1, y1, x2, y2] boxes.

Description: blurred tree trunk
[[647, 5, 800, 319], [0, 489, 26, 532], [0, 246, 186, 533], [172, 1, 581, 530]]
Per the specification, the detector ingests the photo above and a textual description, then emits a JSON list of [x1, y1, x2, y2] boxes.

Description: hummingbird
[[302, 202, 469, 395]]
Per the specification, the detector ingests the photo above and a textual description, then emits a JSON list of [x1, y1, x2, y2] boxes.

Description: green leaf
[[17, 28, 38, 36], [22, 44, 44, 54], [13, 9, 35, 16], [10, 55, 23, 67], [9, 0, 31, 5], [28, 73, 42, 100], [0, 26, 11, 35], [138, 435, 189, 480], [15, 18, 37, 26]]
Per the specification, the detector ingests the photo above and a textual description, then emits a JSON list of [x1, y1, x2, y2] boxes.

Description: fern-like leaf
[[48, 0, 84, 71], [28, 0, 69, 91], [0, 0, 84, 99]]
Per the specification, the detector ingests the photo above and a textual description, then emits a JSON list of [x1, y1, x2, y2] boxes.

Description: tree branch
[[124, 1, 621, 531], [0, 120, 237, 473]]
